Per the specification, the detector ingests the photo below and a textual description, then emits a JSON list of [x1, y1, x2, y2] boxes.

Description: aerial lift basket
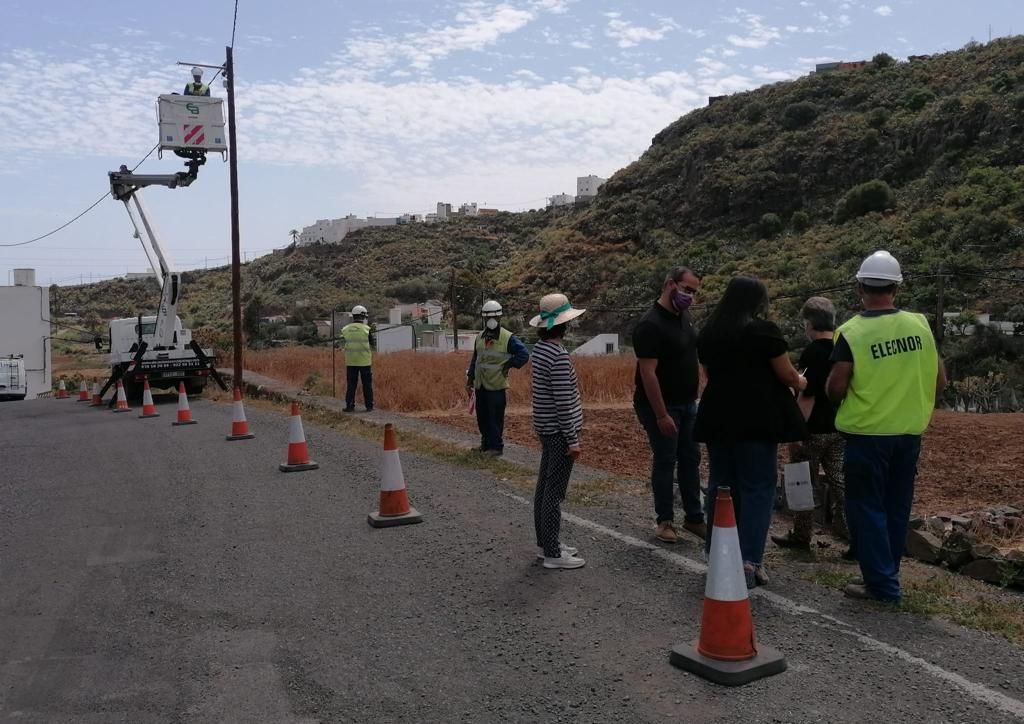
[[156, 95, 227, 159]]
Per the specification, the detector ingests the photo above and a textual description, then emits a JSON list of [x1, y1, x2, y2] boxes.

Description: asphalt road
[[2, 397, 1024, 723]]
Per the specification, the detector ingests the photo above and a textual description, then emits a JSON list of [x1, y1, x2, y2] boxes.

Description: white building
[[377, 325, 414, 353], [0, 269, 52, 399], [459, 202, 479, 217], [943, 311, 1018, 336], [573, 333, 620, 356], [389, 301, 444, 326], [548, 193, 575, 208], [576, 175, 607, 199], [297, 214, 400, 246]]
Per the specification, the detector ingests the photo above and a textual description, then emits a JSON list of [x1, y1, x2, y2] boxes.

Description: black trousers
[[534, 434, 575, 558], [345, 366, 373, 409]]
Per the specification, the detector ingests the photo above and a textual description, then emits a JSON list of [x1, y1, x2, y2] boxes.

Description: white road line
[[501, 491, 1024, 721]]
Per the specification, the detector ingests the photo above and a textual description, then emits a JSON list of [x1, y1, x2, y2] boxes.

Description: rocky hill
[[56, 38, 1024, 390]]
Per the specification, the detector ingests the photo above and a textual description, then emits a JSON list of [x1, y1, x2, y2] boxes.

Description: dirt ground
[[421, 406, 1024, 517]]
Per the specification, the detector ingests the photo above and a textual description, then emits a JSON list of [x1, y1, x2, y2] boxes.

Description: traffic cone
[[172, 382, 197, 426], [56, 379, 69, 399], [368, 423, 422, 528], [226, 387, 255, 441], [112, 380, 131, 413], [77, 380, 90, 401], [90, 381, 103, 407], [279, 401, 317, 471], [138, 377, 159, 418], [669, 486, 786, 686]]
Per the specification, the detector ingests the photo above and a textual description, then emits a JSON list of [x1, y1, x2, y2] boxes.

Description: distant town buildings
[[943, 311, 1020, 337], [813, 60, 869, 74], [548, 193, 575, 208], [297, 201, 493, 245], [576, 175, 606, 200], [708, 95, 728, 106]]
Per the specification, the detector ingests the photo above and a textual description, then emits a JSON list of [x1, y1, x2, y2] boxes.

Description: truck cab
[[0, 355, 28, 401]]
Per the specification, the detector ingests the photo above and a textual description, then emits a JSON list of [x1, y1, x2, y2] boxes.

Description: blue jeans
[[345, 366, 373, 409], [635, 402, 703, 524], [475, 388, 507, 451], [843, 434, 921, 602], [705, 441, 779, 566]]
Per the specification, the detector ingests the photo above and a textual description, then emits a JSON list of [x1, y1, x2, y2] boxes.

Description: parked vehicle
[[0, 355, 27, 401]]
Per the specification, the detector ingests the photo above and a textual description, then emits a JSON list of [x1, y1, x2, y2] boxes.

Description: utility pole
[[331, 309, 336, 398], [226, 45, 243, 388], [935, 268, 946, 349], [450, 268, 459, 351]]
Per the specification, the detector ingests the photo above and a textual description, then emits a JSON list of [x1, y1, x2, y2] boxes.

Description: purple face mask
[[670, 289, 694, 313]]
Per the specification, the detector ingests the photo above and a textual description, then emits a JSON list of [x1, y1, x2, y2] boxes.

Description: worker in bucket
[[183, 67, 211, 96], [341, 305, 375, 412], [827, 250, 946, 603], [466, 299, 529, 456]]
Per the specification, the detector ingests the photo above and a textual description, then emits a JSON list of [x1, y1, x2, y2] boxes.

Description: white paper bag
[[784, 461, 816, 512]]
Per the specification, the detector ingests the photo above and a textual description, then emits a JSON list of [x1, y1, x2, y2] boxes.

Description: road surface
[[2, 398, 1024, 723]]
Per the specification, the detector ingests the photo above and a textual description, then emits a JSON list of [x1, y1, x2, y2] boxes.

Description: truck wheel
[[186, 380, 206, 397], [122, 377, 142, 402]]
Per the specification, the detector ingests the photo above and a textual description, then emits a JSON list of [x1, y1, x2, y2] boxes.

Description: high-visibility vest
[[834, 310, 938, 435], [473, 328, 513, 391], [184, 82, 210, 96], [341, 323, 372, 367]]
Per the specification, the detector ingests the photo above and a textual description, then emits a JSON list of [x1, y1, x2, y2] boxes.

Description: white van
[[0, 355, 27, 401]]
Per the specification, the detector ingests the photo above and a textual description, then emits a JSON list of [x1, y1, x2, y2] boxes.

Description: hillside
[[56, 38, 1024, 394]]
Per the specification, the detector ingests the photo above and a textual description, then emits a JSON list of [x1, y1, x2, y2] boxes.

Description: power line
[[230, 0, 240, 48], [0, 144, 158, 248]]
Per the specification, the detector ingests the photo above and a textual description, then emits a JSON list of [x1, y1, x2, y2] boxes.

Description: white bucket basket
[[156, 95, 227, 158], [783, 461, 816, 512]]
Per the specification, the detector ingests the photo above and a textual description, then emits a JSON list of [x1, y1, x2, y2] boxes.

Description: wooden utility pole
[[226, 45, 243, 387], [331, 309, 336, 398], [935, 269, 946, 349], [450, 268, 459, 351]]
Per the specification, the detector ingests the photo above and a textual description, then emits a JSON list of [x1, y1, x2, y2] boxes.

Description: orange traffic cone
[[90, 381, 103, 407], [56, 379, 69, 399], [112, 380, 131, 413], [279, 401, 317, 471], [669, 486, 785, 686], [226, 387, 255, 441], [172, 382, 198, 426], [138, 377, 159, 418], [368, 424, 422, 528], [77, 380, 90, 401]]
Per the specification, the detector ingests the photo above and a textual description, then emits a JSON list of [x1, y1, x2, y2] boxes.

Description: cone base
[[112, 408, 132, 413], [368, 507, 423, 528], [227, 432, 256, 440], [172, 420, 198, 426], [669, 641, 786, 686], [279, 461, 318, 472], [139, 412, 161, 418]]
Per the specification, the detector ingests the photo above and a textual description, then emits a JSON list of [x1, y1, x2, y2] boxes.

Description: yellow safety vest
[[184, 82, 210, 96], [341, 323, 372, 367], [834, 311, 938, 435], [474, 328, 512, 391]]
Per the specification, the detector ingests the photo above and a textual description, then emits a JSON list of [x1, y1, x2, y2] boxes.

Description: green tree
[[872, 52, 895, 68], [790, 211, 810, 232], [834, 180, 896, 222], [759, 213, 784, 238], [780, 102, 819, 130]]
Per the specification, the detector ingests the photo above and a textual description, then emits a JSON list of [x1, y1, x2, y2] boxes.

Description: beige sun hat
[[528, 293, 586, 329]]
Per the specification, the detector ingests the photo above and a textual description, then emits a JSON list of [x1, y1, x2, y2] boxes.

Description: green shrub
[[866, 107, 889, 128], [834, 180, 896, 222], [780, 102, 819, 130], [759, 213, 784, 238], [906, 87, 936, 110], [743, 101, 765, 123], [791, 211, 810, 232], [872, 52, 895, 68]]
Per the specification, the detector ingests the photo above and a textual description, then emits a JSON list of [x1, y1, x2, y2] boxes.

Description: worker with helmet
[[341, 305, 375, 412], [183, 67, 211, 96], [466, 299, 530, 455], [827, 250, 946, 603]]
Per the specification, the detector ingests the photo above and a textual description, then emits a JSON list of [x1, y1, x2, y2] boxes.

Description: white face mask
[[485, 318, 499, 330]]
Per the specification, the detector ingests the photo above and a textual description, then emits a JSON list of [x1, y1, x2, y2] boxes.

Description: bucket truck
[[101, 94, 229, 400]]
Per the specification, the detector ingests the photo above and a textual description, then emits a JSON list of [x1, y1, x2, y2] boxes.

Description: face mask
[[485, 318, 499, 330], [670, 289, 693, 313]]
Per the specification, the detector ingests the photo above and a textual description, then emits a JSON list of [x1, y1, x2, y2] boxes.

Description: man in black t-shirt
[[633, 266, 705, 543], [772, 296, 848, 550]]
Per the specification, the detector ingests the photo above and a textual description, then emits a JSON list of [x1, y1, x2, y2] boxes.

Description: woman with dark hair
[[695, 276, 807, 588]]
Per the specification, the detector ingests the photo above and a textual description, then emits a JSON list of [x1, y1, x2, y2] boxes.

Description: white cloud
[[245, 35, 274, 46], [751, 65, 802, 81], [605, 16, 680, 48], [725, 11, 781, 49], [695, 55, 729, 77], [874, 5, 893, 16], [513, 68, 543, 82], [570, 40, 591, 49]]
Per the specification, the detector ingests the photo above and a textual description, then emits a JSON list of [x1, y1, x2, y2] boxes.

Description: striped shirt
[[531, 340, 583, 446]]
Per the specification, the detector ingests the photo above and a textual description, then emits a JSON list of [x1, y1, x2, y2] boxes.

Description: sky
[[1, 0, 1020, 286]]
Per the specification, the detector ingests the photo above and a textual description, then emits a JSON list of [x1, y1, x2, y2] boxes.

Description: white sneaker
[[542, 552, 586, 569], [536, 543, 578, 560]]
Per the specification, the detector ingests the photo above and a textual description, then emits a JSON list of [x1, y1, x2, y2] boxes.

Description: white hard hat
[[351, 305, 368, 316], [481, 299, 503, 317], [191, 66, 203, 78], [856, 250, 903, 286]]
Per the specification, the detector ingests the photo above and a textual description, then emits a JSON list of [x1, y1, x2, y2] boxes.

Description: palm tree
[[288, 229, 299, 246]]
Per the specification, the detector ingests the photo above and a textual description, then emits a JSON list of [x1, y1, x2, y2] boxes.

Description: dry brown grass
[[245, 347, 635, 412]]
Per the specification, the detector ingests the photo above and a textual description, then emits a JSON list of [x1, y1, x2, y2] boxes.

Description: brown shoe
[[655, 521, 678, 543], [682, 520, 707, 541]]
